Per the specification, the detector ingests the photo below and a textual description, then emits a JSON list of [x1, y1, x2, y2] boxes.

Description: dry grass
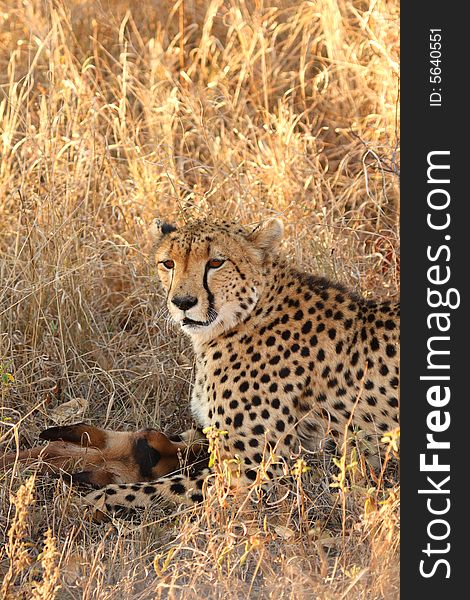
[[0, 0, 399, 597]]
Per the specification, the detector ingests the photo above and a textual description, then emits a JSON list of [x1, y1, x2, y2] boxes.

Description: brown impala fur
[[1, 423, 207, 487]]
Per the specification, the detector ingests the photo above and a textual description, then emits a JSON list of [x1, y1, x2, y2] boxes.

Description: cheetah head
[[151, 218, 284, 342]]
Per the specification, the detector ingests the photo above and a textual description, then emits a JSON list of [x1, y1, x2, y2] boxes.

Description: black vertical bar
[[401, 3, 467, 597]]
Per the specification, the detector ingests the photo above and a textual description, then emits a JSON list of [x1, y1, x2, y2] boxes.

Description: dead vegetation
[[0, 0, 399, 597]]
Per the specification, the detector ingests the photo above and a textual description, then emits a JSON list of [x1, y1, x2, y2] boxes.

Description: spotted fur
[[86, 218, 399, 513]]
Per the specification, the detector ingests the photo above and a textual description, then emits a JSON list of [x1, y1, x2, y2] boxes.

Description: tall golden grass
[[0, 0, 399, 597]]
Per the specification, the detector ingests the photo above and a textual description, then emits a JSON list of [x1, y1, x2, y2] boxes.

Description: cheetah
[[85, 217, 399, 513]]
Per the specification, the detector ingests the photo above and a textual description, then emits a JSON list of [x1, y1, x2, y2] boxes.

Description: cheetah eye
[[208, 258, 225, 269], [161, 259, 175, 270]]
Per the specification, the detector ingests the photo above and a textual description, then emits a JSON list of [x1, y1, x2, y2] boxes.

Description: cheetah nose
[[171, 295, 198, 311]]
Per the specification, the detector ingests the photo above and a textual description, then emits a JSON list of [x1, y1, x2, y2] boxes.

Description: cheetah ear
[[149, 218, 177, 244], [247, 218, 284, 254]]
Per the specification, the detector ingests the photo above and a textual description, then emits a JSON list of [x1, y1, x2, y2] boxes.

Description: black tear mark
[[161, 222, 177, 234], [203, 262, 215, 313], [134, 438, 161, 479]]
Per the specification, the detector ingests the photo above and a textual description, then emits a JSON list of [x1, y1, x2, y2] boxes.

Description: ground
[[0, 1, 399, 598]]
